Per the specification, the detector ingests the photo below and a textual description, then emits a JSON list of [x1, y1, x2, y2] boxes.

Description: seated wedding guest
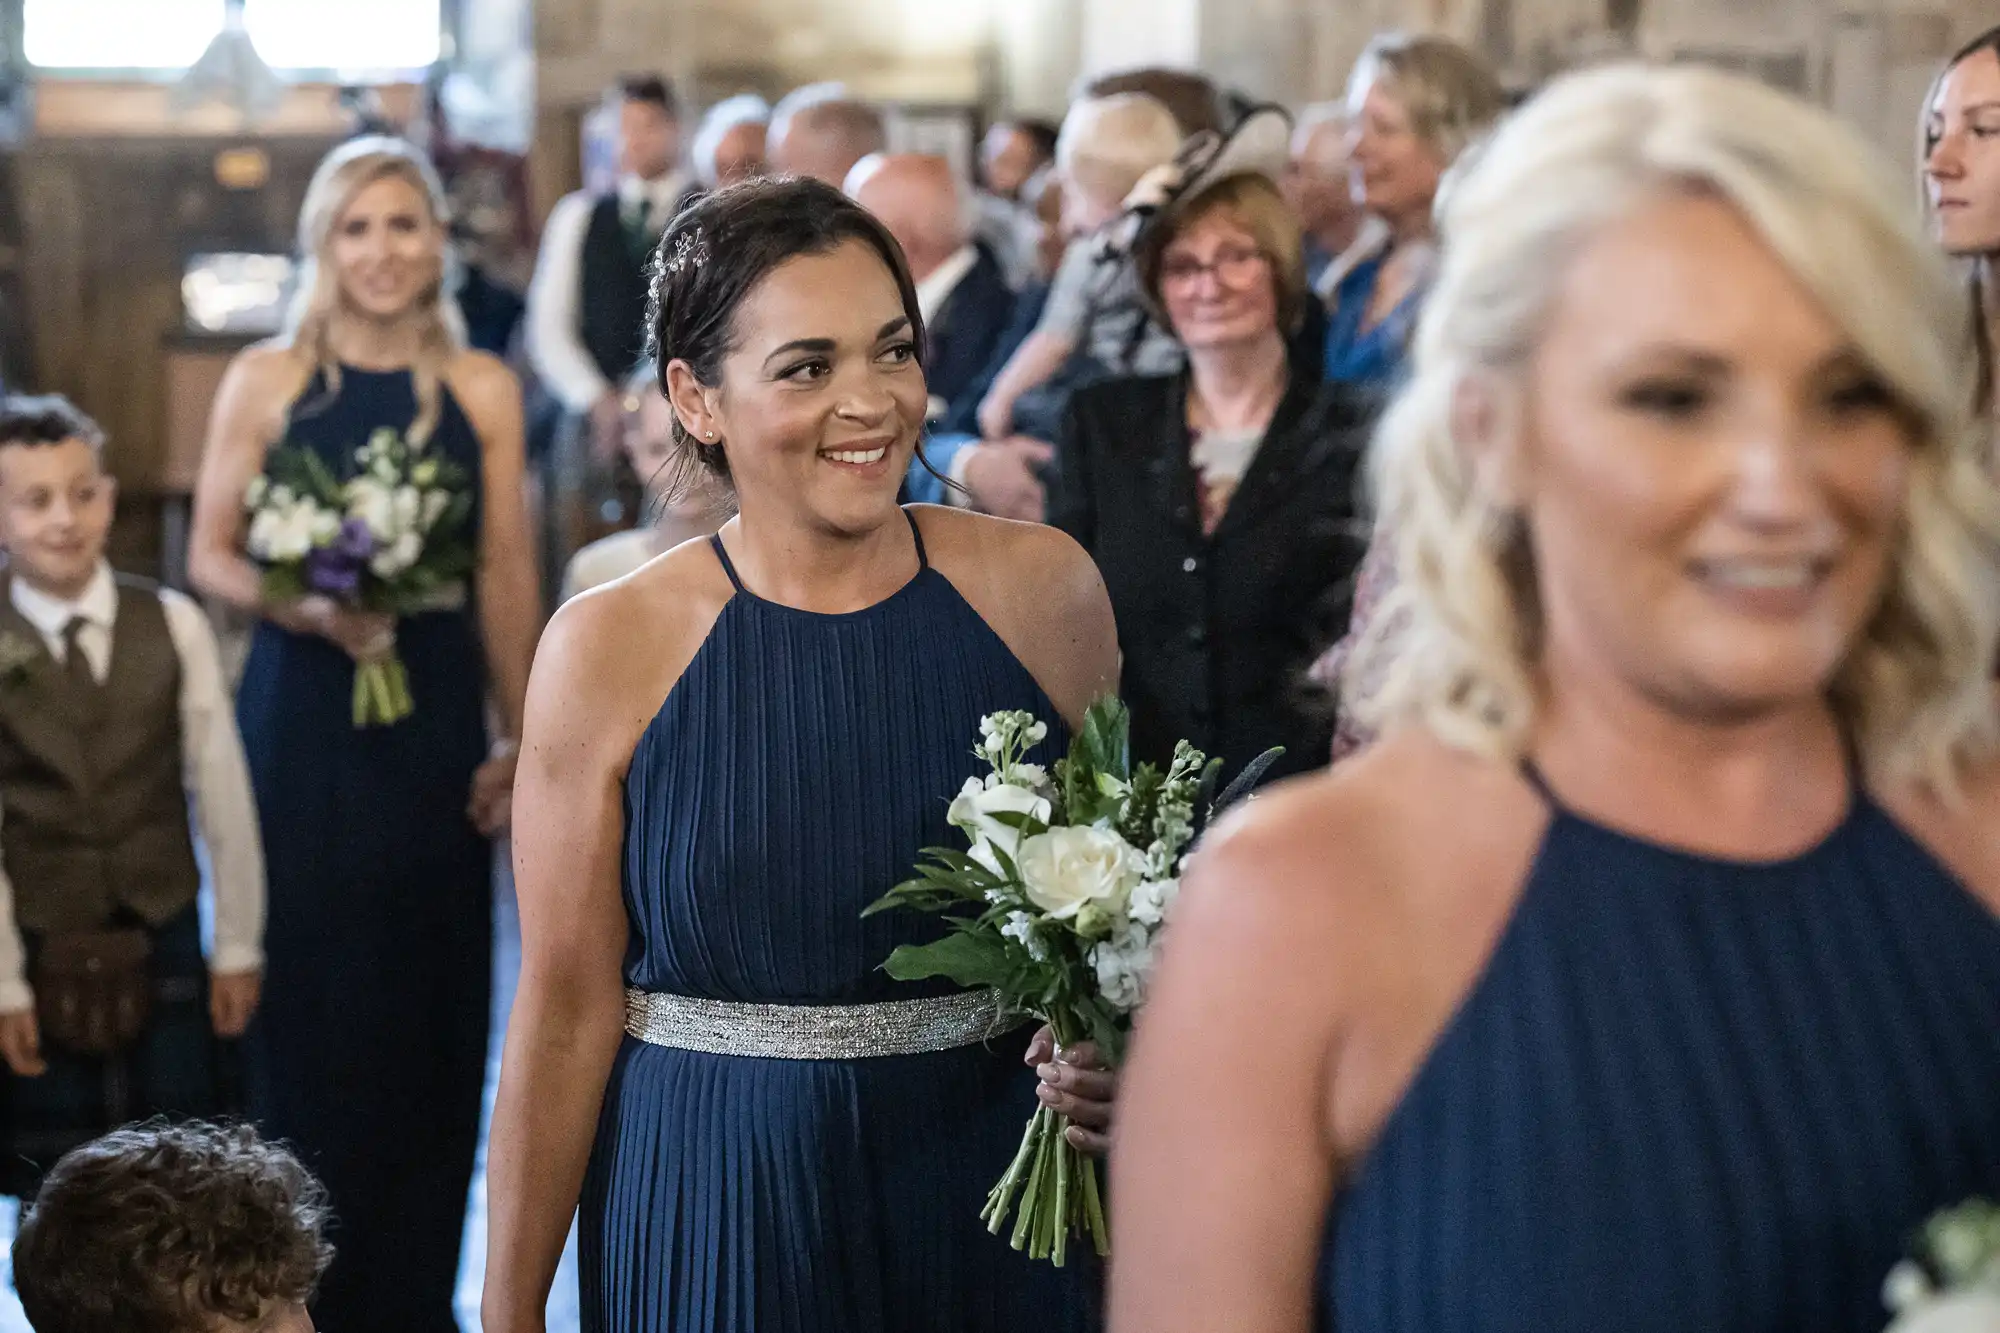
[[1053, 108, 1372, 786], [690, 93, 770, 193], [1111, 63, 2000, 1333], [1323, 32, 1504, 389], [976, 119, 1061, 286], [848, 153, 1019, 432], [1312, 33, 1510, 758], [14, 1120, 331, 1333], [561, 363, 724, 600], [1083, 66, 1227, 136], [962, 93, 1186, 518], [983, 118, 1058, 200], [909, 175, 1071, 508], [1924, 23, 2000, 425], [766, 83, 886, 189], [1282, 103, 1388, 299], [0, 395, 263, 1198]]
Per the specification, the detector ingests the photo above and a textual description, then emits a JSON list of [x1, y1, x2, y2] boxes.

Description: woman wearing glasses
[[1052, 111, 1377, 787]]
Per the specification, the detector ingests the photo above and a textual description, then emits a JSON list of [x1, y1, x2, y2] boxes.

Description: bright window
[[243, 0, 443, 71], [22, 0, 443, 72], [24, 0, 227, 69]]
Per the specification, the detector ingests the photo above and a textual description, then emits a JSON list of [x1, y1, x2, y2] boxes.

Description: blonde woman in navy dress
[[190, 136, 541, 1331], [1113, 66, 2000, 1332]]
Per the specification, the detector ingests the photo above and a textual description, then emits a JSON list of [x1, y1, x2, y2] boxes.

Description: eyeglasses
[[1159, 246, 1270, 289]]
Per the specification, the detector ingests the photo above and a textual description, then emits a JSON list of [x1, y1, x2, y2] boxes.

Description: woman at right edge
[[483, 176, 1119, 1332], [1110, 65, 2000, 1331]]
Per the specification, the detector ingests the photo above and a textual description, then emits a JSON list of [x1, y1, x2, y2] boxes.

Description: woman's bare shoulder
[[1875, 749, 2000, 914], [445, 348, 521, 402], [1193, 731, 1538, 926], [219, 339, 311, 400], [912, 507, 1116, 722], [532, 535, 738, 767]]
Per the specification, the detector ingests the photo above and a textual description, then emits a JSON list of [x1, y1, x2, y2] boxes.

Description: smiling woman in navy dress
[[483, 177, 1122, 1333], [1112, 65, 2000, 1333]]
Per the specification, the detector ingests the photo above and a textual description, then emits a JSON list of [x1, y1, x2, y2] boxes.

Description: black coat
[[1052, 363, 1378, 786], [926, 245, 1019, 428]]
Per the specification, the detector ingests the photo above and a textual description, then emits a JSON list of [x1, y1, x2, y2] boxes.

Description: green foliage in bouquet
[[865, 697, 1279, 1266]]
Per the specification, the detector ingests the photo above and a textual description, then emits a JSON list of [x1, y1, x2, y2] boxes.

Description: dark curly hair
[[0, 393, 105, 455], [645, 174, 932, 501], [13, 1120, 334, 1333]]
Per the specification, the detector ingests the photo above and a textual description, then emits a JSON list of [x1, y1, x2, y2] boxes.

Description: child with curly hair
[[12, 1119, 333, 1333]]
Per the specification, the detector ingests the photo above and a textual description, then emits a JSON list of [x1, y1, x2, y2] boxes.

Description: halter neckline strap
[[708, 507, 929, 600]]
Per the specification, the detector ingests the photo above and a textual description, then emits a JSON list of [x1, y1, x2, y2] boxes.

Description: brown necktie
[[61, 616, 99, 714]]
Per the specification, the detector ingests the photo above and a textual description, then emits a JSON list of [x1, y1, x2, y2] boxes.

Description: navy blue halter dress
[[1324, 762, 2000, 1332], [238, 367, 492, 1332], [581, 510, 1099, 1332]]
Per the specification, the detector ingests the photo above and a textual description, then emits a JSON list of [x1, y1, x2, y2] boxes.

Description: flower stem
[[1011, 1108, 1051, 1251], [983, 1110, 1041, 1233], [1082, 1148, 1109, 1257], [1052, 1116, 1072, 1267]]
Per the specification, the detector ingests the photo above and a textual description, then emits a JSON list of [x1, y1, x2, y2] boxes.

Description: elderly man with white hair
[[767, 82, 887, 187], [689, 93, 769, 190], [846, 153, 1019, 438]]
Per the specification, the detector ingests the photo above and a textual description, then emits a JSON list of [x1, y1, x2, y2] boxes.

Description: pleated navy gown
[[1323, 761, 2000, 1332], [239, 367, 492, 1332], [581, 509, 1100, 1332]]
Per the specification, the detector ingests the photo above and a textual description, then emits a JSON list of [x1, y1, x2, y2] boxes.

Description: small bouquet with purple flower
[[245, 427, 476, 727]]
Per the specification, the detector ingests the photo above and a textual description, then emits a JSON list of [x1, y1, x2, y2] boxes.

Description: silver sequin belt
[[623, 987, 1022, 1060]]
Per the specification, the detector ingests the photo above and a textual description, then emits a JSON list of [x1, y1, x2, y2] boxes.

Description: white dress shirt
[[915, 244, 981, 327], [0, 563, 265, 1012], [526, 170, 689, 413], [1313, 215, 1393, 305]]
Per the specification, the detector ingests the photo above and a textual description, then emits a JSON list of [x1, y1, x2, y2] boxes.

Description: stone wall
[[527, 0, 1995, 209]]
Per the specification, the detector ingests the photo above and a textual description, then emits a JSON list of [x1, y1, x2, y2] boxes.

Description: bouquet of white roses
[[865, 698, 1278, 1266], [245, 427, 475, 727], [1884, 1200, 2000, 1333]]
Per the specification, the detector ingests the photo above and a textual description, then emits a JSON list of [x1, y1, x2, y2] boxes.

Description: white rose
[[949, 779, 1051, 879], [1887, 1291, 2000, 1333], [1016, 826, 1142, 921], [370, 531, 423, 578], [421, 490, 450, 527], [246, 508, 283, 561], [267, 506, 321, 562], [348, 480, 396, 541], [392, 484, 422, 529]]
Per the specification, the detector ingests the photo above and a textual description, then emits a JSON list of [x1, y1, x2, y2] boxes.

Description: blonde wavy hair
[[284, 136, 463, 445], [1349, 63, 2000, 792], [1920, 24, 2000, 424], [1345, 32, 1508, 170]]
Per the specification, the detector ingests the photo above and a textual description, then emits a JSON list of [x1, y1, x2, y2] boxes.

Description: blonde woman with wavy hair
[[1923, 23, 2000, 425], [1111, 64, 2000, 1333], [189, 135, 540, 1330]]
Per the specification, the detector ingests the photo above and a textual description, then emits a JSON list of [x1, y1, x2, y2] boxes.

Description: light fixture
[[170, 0, 286, 125]]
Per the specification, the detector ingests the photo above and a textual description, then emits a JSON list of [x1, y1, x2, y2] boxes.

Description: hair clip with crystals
[[665, 228, 711, 278]]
